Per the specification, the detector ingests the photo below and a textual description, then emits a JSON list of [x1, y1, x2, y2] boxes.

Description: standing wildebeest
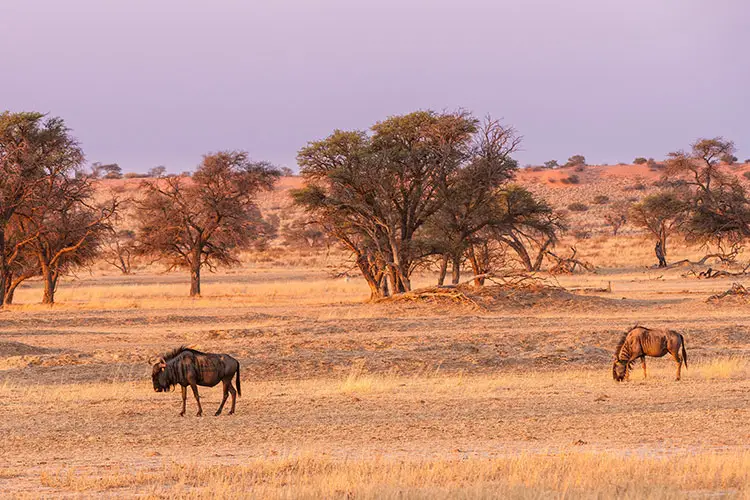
[[612, 326, 687, 381], [151, 347, 241, 416]]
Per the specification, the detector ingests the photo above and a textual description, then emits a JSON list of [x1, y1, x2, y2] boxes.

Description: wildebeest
[[151, 347, 241, 416], [612, 326, 687, 381]]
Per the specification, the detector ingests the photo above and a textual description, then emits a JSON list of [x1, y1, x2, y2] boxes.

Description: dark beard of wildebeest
[[151, 347, 241, 416], [612, 326, 688, 382]]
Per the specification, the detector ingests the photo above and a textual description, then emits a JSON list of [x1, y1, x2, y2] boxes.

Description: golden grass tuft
[[38, 451, 750, 498], [697, 356, 750, 380]]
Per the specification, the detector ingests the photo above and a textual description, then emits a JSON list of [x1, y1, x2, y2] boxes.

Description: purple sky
[[3, 0, 748, 173]]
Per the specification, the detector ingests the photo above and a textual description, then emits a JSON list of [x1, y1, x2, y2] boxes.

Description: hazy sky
[[2, 0, 748, 173]]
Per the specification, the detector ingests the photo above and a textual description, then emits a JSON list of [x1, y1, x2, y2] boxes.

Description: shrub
[[544, 160, 559, 169], [625, 182, 646, 191], [574, 165, 586, 172], [565, 155, 586, 167], [573, 229, 592, 239], [560, 174, 580, 184], [593, 195, 610, 205], [742, 171, 750, 180], [124, 172, 148, 179], [721, 154, 738, 165], [647, 158, 662, 170], [148, 166, 167, 178], [567, 202, 589, 212], [634, 157, 648, 164]]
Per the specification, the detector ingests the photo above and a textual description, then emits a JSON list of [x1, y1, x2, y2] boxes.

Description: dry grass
[[697, 357, 750, 380], [2, 212, 750, 498], [35, 451, 750, 498]]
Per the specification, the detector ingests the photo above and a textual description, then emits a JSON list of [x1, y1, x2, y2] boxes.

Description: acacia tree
[[0, 112, 85, 306], [490, 185, 566, 272], [427, 117, 521, 285], [136, 151, 280, 296], [19, 165, 116, 304], [103, 228, 137, 274], [664, 137, 750, 258], [1, 216, 39, 304], [293, 130, 392, 299], [629, 192, 688, 265], [603, 201, 630, 236], [296, 111, 477, 297]]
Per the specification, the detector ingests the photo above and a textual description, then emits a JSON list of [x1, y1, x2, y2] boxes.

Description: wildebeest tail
[[681, 336, 688, 369], [236, 363, 242, 397]]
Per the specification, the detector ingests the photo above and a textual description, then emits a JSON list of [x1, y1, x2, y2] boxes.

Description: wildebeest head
[[612, 358, 628, 381], [151, 358, 170, 392]]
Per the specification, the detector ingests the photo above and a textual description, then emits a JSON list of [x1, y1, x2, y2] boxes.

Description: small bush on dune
[[565, 155, 586, 168], [567, 202, 589, 212], [634, 157, 648, 164], [593, 195, 610, 205], [742, 171, 750, 181], [561, 174, 580, 184]]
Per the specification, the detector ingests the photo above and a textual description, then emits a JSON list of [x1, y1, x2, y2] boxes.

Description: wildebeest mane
[[162, 346, 206, 361], [614, 325, 645, 366]]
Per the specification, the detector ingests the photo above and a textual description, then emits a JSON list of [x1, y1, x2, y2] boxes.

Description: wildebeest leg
[[215, 379, 230, 416], [673, 352, 682, 381], [180, 385, 187, 417], [190, 382, 203, 416], [641, 356, 647, 379], [228, 383, 237, 415]]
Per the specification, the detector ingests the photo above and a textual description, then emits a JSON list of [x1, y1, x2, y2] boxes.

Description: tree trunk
[[0, 227, 6, 308], [378, 274, 389, 298], [505, 237, 533, 272], [356, 255, 383, 300], [468, 246, 485, 287], [387, 267, 396, 295], [388, 236, 410, 293], [398, 270, 410, 293], [4, 285, 14, 305], [190, 263, 201, 297], [4, 280, 19, 305], [437, 255, 448, 286], [531, 237, 555, 271], [42, 269, 58, 305], [451, 254, 461, 285]]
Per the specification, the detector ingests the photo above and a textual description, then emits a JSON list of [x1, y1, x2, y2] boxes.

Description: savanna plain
[[2, 171, 750, 499]]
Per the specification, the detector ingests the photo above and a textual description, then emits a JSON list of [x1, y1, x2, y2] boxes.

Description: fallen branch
[[546, 246, 596, 275], [697, 263, 750, 279], [708, 282, 749, 301]]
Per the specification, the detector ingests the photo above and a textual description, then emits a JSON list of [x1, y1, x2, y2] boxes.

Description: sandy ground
[[1, 266, 749, 497]]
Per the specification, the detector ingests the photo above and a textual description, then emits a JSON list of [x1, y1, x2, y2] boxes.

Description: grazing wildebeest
[[151, 347, 241, 416], [612, 326, 687, 382]]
